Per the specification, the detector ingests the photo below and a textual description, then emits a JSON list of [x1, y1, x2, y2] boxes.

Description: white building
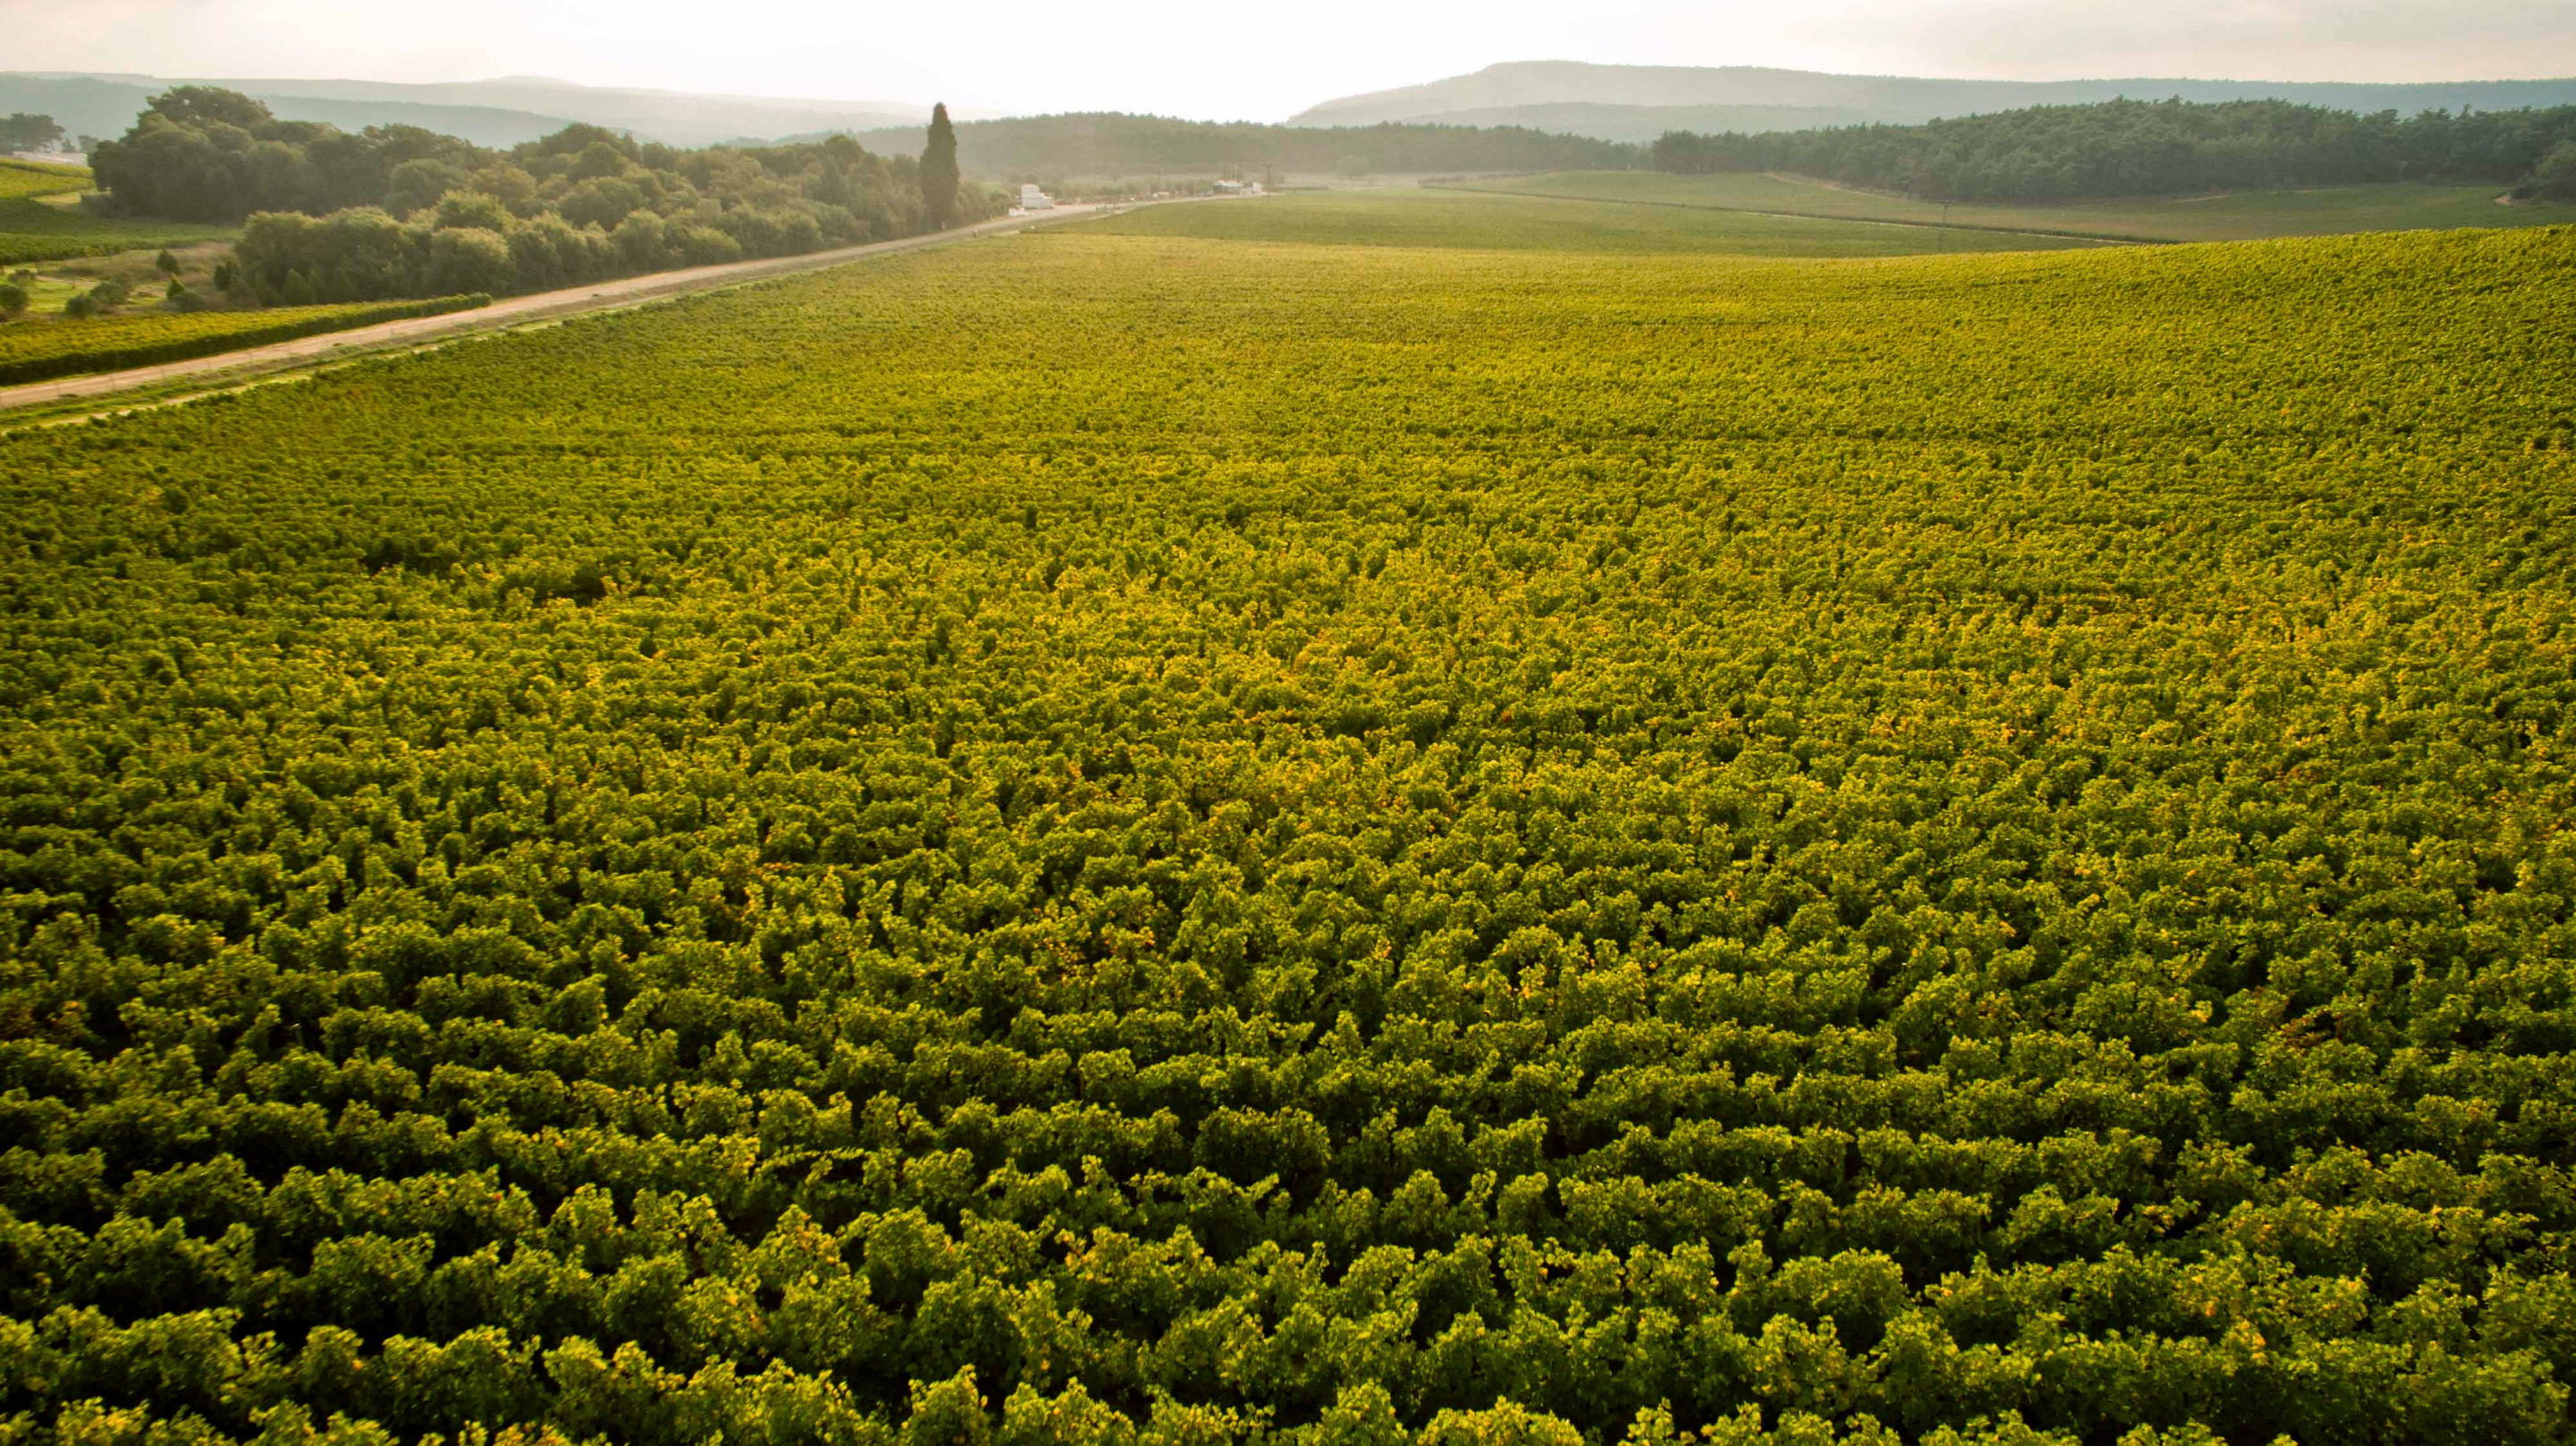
[[1020, 183, 1055, 211]]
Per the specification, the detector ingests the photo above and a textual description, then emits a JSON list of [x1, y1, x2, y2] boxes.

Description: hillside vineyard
[[3, 227, 2575, 1446], [0, 298, 492, 389]]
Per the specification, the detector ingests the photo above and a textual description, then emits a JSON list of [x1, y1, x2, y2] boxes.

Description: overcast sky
[[10, 0, 2574, 120]]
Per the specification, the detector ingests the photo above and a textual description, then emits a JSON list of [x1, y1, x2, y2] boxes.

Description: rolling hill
[[1291, 60, 2576, 139], [0, 72, 928, 149]]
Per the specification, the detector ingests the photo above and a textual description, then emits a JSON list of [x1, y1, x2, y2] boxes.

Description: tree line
[[85, 88, 995, 304], [856, 113, 1639, 182], [1648, 97, 2576, 202]]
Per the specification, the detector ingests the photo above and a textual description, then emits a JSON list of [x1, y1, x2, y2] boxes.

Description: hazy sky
[[10, 0, 2575, 120]]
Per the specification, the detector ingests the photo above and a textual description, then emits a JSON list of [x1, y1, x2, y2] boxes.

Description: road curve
[[0, 203, 1122, 415]]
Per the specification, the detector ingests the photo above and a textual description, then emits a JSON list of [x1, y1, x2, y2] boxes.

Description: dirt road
[[0, 204, 1121, 415]]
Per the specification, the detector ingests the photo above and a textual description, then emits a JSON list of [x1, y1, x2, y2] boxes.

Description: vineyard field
[[1072, 190, 2106, 255], [0, 161, 90, 203], [0, 296, 491, 387], [0, 198, 237, 266], [1454, 172, 2573, 244], [2, 224, 2575, 1446]]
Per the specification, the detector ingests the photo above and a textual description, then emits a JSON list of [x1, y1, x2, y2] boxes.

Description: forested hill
[[1292, 59, 2576, 136], [1648, 97, 2576, 202], [850, 112, 1638, 180]]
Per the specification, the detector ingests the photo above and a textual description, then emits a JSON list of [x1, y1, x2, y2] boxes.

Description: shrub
[[428, 227, 513, 296], [2524, 140, 2576, 201]]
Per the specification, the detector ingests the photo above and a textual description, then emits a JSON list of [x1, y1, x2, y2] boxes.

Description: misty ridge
[[0, 72, 937, 151], [16, 58, 2576, 160], [1287, 60, 2576, 140]]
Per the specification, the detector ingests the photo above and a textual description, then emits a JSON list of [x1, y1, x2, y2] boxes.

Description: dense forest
[[2, 220, 2573, 1444], [1648, 97, 2576, 202], [852, 113, 1638, 182], [87, 88, 1001, 302]]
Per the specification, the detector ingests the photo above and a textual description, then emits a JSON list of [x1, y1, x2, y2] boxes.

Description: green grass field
[[0, 197, 238, 266], [1456, 171, 2573, 244], [1072, 187, 2109, 255]]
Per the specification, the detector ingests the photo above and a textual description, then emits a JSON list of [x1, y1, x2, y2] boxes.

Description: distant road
[[0, 203, 1124, 415]]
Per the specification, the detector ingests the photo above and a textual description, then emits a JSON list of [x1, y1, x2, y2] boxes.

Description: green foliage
[[148, 87, 276, 131], [1312, 1384, 1408, 1446], [904, 1369, 991, 1446], [0, 113, 69, 154], [1651, 97, 2576, 201], [89, 89, 1004, 300], [0, 282, 25, 320], [1419, 1401, 1584, 1445], [0, 295, 487, 385], [433, 190, 513, 234], [0, 224, 2572, 1446], [922, 106, 962, 231], [62, 277, 129, 319], [219, 138, 998, 302], [2524, 140, 2576, 203]]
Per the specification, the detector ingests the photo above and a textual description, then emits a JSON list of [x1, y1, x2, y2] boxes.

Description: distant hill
[[0, 72, 929, 148], [225, 77, 929, 147], [849, 113, 1635, 182], [1373, 102, 1883, 145], [1292, 62, 2576, 139], [0, 74, 574, 148]]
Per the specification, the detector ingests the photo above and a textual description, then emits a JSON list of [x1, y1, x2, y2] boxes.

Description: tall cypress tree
[[921, 103, 961, 229]]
